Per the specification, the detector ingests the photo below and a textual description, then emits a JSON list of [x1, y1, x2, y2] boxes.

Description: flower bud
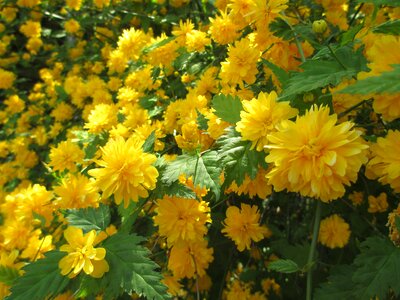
[[312, 19, 327, 34]]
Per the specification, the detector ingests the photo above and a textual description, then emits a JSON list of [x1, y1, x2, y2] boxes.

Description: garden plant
[[0, 0, 399, 299]]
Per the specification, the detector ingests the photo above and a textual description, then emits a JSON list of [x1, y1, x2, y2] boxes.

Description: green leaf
[[338, 64, 400, 94], [162, 151, 221, 200], [280, 60, 357, 99], [268, 259, 300, 274], [6, 251, 69, 300], [143, 131, 156, 153], [54, 85, 69, 101], [270, 239, 310, 268], [0, 266, 19, 286], [196, 109, 208, 130], [352, 236, 400, 299], [217, 127, 266, 186], [65, 204, 111, 233], [395, 216, 400, 233], [102, 233, 170, 300], [261, 58, 290, 85], [357, 0, 400, 6], [373, 20, 400, 35], [340, 24, 364, 46], [314, 265, 356, 300], [142, 36, 176, 54], [212, 94, 243, 124]]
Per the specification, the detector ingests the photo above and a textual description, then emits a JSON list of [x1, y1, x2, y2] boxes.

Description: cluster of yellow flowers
[[0, 0, 399, 298]]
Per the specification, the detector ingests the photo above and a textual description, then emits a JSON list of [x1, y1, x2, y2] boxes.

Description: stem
[[306, 200, 322, 300], [280, 14, 306, 63], [337, 99, 367, 119]]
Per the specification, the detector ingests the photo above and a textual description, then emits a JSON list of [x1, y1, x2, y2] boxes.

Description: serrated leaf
[[338, 64, 400, 94], [352, 236, 400, 299], [162, 151, 221, 200], [261, 58, 290, 85], [0, 266, 19, 286], [270, 239, 310, 268], [340, 24, 364, 46], [196, 109, 208, 130], [314, 265, 356, 300], [217, 127, 266, 186], [102, 233, 170, 300], [280, 60, 357, 99], [6, 251, 69, 300], [373, 20, 400, 35], [268, 259, 300, 273], [212, 94, 243, 124], [65, 204, 111, 233], [152, 181, 197, 200], [143, 131, 156, 153]]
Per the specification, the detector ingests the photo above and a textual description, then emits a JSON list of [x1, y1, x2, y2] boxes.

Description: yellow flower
[[368, 192, 388, 213], [367, 130, 400, 192], [220, 38, 260, 86], [221, 203, 271, 252], [387, 204, 400, 246], [348, 191, 363, 206], [318, 214, 351, 249], [226, 167, 272, 199], [59, 227, 109, 278], [88, 136, 158, 207], [154, 195, 211, 246], [66, 0, 82, 10], [236, 91, 298, 151], [64, 19, 80, 34], [48, 140, 84, 173], [54, 173, 100, 209], [168, 239, 214, 279], [265, 105, 368, 202], [208, 10, 240, 45], [84, 103, 118, 134], [0, 68, 15, 89], [373, 94, 400, 122], [20, 20, 41, 38]]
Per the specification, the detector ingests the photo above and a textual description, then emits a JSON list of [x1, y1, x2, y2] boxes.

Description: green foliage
[[196, 109, 209, 131], [352, 236, 400, 299], [314, 265, 356, 300], [217, 127, 266, 186], [6, 251, 69, 300], [357, 0, 400, 6], [143, 131, 156, 153], [0, 266, 19, 286], [65, 204, 111, 233], [338, 64, 400, 94], [268, 259, 300, 274], [211, 94, 243, 124], [261, 58, 290, 85], [102, 233, 170, 300], [162, 151, 221, 200], [373, 20, 400, 35], [280, 60, 357, 99]]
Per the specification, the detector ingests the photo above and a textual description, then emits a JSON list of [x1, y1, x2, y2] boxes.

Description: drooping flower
[[88, 136, 158, 207], [154, 195, 211, 246], [59, 227, 109, 278], [367, 130, 400, 192], [318, 214, 351, 249], [168, 239, 214, 279], [236, 91, 298, 151], [265, 105, 369, 202], [387, 204, 400, 246], [221, 203, 271, 251]]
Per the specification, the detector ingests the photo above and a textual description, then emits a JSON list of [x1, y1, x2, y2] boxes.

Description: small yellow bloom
[[222, 203, 271, 251], [318, 214, 351, 249], [59, 227, 109, 278], [368, 192, 389, 213]]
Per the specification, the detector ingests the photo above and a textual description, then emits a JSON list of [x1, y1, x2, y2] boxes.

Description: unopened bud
[[303, 92, 315, 103], [312, 19, 328, 34]]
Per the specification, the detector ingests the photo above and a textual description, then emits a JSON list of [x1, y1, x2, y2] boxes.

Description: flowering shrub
[[0, 0, 400, 299]]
